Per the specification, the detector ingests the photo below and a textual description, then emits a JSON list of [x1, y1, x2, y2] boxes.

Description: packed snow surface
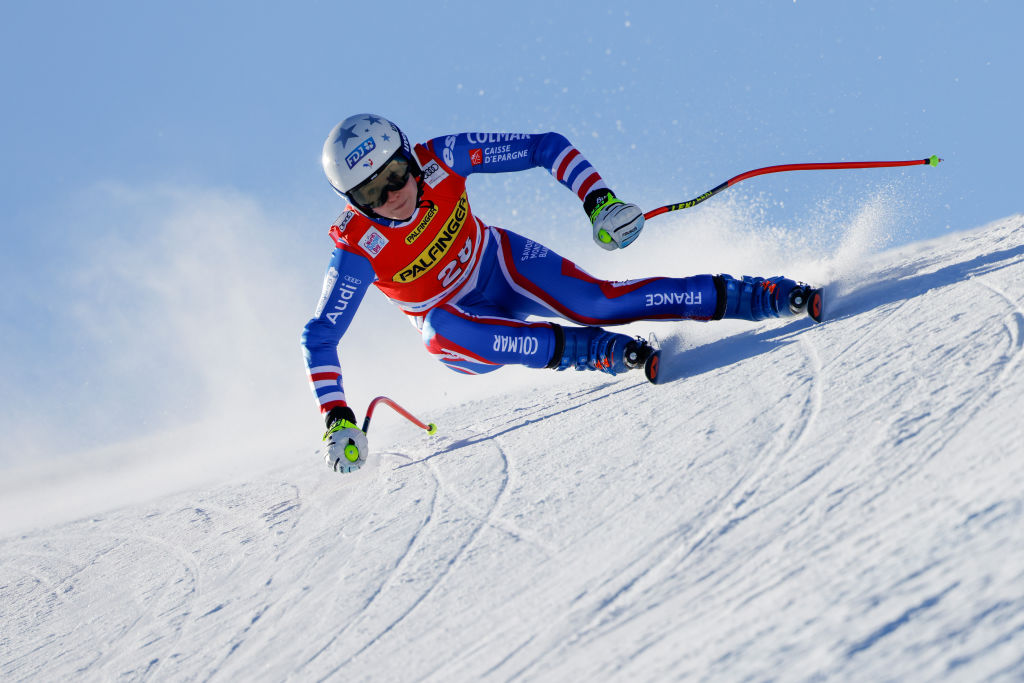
[[2, 217, 1023, 681]]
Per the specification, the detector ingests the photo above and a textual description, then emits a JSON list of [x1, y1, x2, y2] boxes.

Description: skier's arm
[[425, 131, 609, 199], [425, 132, 644, 249], [301, 246, 375, 427]]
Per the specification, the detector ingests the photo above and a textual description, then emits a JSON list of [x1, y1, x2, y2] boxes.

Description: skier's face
[[374, 171, 418, 221]]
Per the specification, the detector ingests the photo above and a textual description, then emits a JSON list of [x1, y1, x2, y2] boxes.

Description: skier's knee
[[421, 307, 444, 343], [421, 307, 501, 375]]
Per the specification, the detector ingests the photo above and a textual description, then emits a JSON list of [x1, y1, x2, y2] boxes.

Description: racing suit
[[302, 131, 787, 418]]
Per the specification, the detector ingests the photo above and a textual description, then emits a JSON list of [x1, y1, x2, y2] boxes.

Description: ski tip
[[808, 289, 824, 323], [644, 349, 662, 384], [928, 155, 943, 167]]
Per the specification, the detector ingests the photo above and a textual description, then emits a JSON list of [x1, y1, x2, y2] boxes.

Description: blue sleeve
[[301, 247, 376, 415], [426, 132, 610, 201]]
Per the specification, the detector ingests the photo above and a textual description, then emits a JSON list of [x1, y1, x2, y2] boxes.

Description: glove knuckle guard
[[592, 201, 644, 250], [322, 426, 369, 474]]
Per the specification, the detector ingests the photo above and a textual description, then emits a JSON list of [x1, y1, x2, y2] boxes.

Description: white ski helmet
[[321, 114, 417, 197]]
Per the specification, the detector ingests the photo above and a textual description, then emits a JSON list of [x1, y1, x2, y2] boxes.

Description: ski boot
[[714, 275, 823, 322], [788, 285, 824, 322], [550, 326, 661, 383]]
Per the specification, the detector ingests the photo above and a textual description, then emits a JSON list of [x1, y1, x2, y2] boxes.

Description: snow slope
[[2, 216, 1023, 681]]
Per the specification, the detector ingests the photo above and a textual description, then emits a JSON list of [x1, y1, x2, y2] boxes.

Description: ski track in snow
[[972, 276, 1024, 383], [503, 325, 827, 679], [2, 217, 1024, 681], [303, 415, 560, 679], [308, 463, 442, 678]]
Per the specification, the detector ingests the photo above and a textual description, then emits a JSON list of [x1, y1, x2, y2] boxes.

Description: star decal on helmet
[[333, 124, 359, 148], [363, 114, 383, 125]]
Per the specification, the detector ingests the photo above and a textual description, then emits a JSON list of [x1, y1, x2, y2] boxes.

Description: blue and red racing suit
[[302, 131, 792, 418]]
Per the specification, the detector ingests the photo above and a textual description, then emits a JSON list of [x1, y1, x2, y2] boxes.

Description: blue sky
[[1, 1, 1020, 466]]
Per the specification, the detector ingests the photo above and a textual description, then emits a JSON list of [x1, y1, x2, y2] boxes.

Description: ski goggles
[[347, 154, 413, 209]]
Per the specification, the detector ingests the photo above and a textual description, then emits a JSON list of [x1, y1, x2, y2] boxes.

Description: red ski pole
[[361, 396, 437, 437], [643, 154, 942, 220]]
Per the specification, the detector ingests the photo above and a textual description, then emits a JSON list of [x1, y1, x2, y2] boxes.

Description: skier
[[304, 114, 821, 473]]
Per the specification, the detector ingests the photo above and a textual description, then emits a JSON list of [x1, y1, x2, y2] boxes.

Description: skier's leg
[[489, 229, 717, 323], [493, 229, 811, 323], [421, 303, 644, 375], [420, 304, 555, 375]]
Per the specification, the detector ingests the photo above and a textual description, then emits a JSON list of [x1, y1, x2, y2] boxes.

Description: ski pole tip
[[426, 422, 438, 436], [928, 155, 943, 167]]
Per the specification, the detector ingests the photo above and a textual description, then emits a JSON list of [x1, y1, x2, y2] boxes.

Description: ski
[[807, 288, 824, 322], [644, 347, 662, 384], [789, 285, 825, 323]]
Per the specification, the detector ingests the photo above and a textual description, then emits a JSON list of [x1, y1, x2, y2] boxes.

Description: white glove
[[591, 197, 645, 250], [323, 419, 369, 474]]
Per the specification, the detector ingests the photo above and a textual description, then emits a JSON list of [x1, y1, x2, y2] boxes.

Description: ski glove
[[322, 408, 369, 474], [588, 192, 645, 251]]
